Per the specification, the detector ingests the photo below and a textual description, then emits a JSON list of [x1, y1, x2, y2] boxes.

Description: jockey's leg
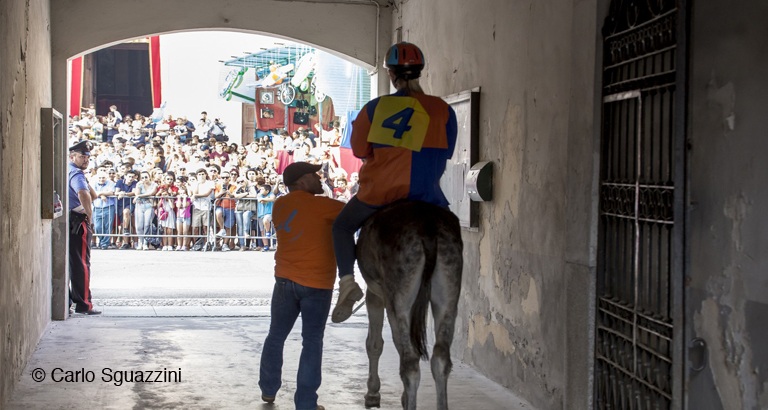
[[331, 196, 378, 322]]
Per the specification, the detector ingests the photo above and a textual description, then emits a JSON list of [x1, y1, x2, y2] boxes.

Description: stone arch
[[51, 0, 392, 112]]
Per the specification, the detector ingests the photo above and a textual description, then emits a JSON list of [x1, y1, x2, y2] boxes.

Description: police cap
[[69, 140, 92, 155]]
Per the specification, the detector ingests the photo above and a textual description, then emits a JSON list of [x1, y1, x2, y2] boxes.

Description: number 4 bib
[[368, 96, 430, 152]]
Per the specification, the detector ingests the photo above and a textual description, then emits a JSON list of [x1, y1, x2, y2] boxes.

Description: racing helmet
[[384, 42, 425, 80]]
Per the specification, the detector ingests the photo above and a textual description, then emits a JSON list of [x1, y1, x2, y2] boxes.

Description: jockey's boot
[[331, 275, 363, 323]]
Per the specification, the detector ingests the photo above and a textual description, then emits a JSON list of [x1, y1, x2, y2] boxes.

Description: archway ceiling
[[51, 0, 388, 70]]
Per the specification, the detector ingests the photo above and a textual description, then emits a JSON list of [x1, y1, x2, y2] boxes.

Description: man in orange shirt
[[258, 161, 344, 410]]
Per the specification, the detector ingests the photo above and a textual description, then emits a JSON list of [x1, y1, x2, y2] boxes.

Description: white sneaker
[[142, 244, 149, 251], [331, 276, 364, 323], [216, 229, 226, 237], [221, 244, 231, 252]]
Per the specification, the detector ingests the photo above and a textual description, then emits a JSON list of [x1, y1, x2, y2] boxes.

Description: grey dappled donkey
[[356, 200, 463, 410]]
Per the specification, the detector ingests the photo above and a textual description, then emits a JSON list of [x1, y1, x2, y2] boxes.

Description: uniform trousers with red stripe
[[69, 212, 94, 312]]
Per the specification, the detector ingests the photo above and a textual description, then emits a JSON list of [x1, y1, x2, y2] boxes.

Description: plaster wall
[[687, 2, 768, 408], [0, 0, 53, 406], [393, 1, 601, 408]]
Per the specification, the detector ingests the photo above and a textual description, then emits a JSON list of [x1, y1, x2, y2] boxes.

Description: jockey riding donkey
[[331, 41, 459, 323], [331, 42, 463, 410]]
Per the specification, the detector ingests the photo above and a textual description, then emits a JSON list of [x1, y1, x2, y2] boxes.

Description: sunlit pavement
[[90, 247, 280, 302]]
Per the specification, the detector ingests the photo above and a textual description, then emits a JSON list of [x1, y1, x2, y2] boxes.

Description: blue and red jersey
[[351, 90, 457, 206]]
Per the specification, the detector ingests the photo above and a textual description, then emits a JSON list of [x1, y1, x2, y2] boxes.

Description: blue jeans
[[135, 203, 154, 247], [93, 205, 115, 248], [332, 196, 380, 278], [235, 210, 253, 247], [215, 206, 236, 229], [259, 278, 332, 410]]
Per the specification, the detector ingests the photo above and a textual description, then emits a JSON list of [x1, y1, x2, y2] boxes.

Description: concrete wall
[[687, 1, 768, 408], [0, 0, 53, 406], [392, 1, 602, 408]]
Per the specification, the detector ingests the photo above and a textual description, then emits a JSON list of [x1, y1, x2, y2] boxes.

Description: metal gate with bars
[[595, 0, 686, 408]]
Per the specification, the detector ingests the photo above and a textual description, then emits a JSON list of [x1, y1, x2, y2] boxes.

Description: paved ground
[[90, 247, 279, 302], [88, 248, 363, 317], [7, 249, 536, 409]]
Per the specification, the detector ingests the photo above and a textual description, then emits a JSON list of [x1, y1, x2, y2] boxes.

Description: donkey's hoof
[[364, 393, 381, 408]]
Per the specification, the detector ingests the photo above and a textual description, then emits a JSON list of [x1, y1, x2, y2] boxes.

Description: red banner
[[339, 147, 362, 175], [69, 56, 83, 117], [149, 36, 162, 108]]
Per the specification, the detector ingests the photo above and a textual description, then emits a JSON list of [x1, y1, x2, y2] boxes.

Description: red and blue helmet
[[384, 42, 425, 79]]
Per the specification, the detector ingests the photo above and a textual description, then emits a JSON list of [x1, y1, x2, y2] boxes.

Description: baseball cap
[[282, 162, 321, 186]]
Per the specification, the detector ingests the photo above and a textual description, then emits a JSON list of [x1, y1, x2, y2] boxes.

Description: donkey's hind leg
[[365, 289, 385, 408], [389, 306, 421, 410], [429, 258, 462, 409], [429, 296, 458, 409]]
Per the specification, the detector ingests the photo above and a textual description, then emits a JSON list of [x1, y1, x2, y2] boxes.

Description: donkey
[[356, 200, 463, 410]]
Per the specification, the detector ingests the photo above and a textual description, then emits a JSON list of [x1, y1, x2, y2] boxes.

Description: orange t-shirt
[[215, 182, 237, 209], [273, 191, 345, 289]]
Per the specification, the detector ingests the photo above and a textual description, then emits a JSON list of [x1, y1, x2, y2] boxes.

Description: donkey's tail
[[411, 217, 438, 360]]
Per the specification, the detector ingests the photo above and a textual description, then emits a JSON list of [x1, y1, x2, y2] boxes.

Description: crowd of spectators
[[70, 106, 359, 252]]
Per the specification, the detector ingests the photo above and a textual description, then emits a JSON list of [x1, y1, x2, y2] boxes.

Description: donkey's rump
[[356, 200, 460, 285]]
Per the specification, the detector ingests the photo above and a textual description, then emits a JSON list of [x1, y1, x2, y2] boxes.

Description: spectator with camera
[[197, 111, 212, 136], [208, 118, 227, 142], [176, 116, 196, 143]]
